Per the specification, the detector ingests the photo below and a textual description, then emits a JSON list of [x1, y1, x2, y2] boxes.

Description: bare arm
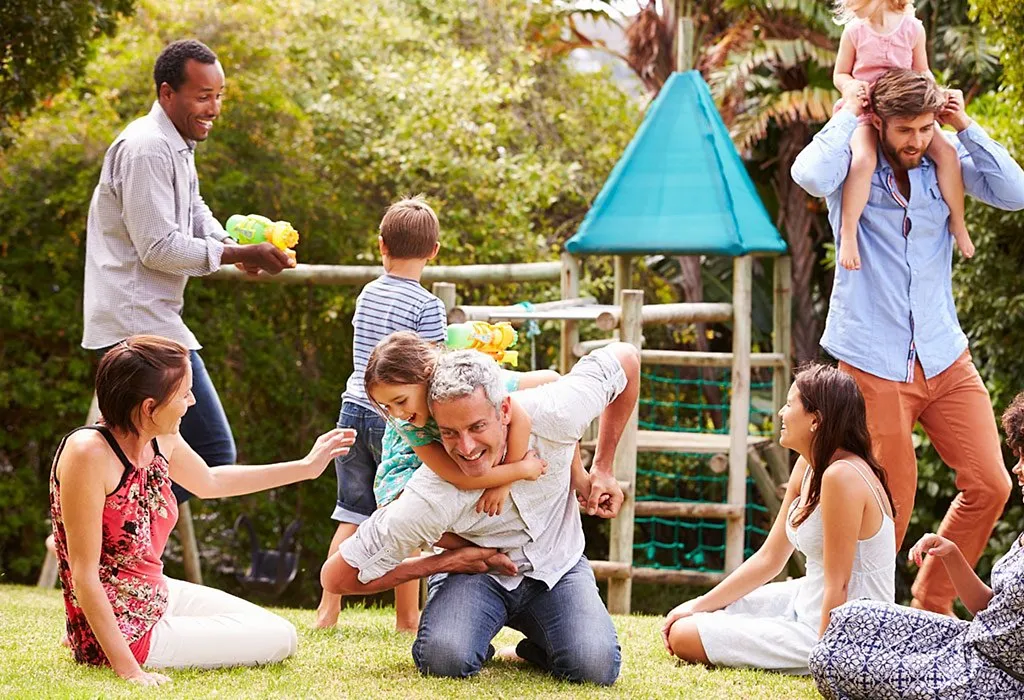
[[909, 534, 994, 614], [321, 546, 514, 596], [58, 440, 149, 680], [911, 26, 930, 73], [504, 396, 531, 462], [167, 428, 355, 499], [412, 435, 543, 492], [818, 464, 866, 637], [585, 343, 640, 517], [833, 29, 857, 92]]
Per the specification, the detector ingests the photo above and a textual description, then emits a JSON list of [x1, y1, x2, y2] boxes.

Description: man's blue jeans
[[412, 556, 620, 685]]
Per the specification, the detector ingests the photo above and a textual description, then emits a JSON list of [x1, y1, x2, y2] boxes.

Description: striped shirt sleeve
[[416, 296, 447, 342]]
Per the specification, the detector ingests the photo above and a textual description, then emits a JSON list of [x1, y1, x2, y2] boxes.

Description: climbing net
[[634, 367, 776, 573]]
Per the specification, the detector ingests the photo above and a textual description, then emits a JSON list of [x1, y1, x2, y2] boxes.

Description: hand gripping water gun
[[226, 214, 299, 263], [446, 321, 519, 366]]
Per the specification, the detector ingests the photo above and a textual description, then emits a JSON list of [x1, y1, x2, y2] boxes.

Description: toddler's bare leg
[[838, 124, 879, 271], [928, 132, 974, 258]]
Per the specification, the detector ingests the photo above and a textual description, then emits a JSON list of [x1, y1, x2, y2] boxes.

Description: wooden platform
[[582, 430, 769, 455]]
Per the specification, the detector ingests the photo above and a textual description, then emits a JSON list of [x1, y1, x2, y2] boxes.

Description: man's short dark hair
[[153, 40, 218, 98]]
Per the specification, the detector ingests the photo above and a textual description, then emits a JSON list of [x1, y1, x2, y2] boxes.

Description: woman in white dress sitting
[[661, 363, 897, 675]]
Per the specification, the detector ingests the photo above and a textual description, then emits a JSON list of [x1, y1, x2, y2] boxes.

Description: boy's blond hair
[[379, 195, 440, 260]]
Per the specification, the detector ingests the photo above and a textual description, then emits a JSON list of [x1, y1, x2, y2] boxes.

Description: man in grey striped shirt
[[83, 39, 293, 500], [322, 343, 639, 685]]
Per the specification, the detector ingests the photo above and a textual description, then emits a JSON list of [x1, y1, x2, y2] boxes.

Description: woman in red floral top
[[51, 335, 355, 686]]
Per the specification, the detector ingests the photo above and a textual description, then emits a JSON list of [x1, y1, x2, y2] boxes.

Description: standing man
[[792, 68, 1024, 614], [321, 343, 638, 684], [83, 39, 293, 500]]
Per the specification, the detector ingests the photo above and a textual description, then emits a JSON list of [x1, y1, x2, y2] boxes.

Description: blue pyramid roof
[[565, 71, 787, 257]]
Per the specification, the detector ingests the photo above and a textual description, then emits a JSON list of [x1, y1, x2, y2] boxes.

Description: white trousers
[[144, 577, 298, 669]]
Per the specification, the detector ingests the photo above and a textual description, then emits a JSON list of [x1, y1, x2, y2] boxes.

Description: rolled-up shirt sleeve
[[339, 487, 452, 584], [120, 153, 225, 275], [519, 347, 627, 445]]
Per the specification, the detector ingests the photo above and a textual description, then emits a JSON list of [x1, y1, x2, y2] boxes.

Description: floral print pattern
[[49, 426, 177, 666]]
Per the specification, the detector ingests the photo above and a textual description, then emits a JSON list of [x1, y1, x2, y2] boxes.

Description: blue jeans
[[412, 556, 620, 685], [96, 348, 236, 504], [331, 402, 385, 523]]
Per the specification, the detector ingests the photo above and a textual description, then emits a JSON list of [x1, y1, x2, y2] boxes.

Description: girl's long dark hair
[[790, 363, 895, 526]]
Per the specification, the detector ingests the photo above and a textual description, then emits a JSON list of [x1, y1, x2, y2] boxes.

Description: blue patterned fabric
[[810, 534, 1024, 699]]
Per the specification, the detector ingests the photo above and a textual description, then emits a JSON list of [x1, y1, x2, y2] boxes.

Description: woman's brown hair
[[1001, 392, 1024, 456], [363, 331, 441, 414], [790, 363, 895, 526], [94, 335, 190, 436]]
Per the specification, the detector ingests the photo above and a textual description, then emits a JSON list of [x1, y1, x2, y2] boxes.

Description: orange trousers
[[839, 351, 1012, 613]]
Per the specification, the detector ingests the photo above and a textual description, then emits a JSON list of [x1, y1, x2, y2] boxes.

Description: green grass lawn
[[0, 584, 818, 699]]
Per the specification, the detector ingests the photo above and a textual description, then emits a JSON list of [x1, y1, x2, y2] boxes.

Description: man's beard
[[880, 124, 927, 170]]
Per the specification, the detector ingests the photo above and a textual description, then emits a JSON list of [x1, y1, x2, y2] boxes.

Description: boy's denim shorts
[[331, 401, 386, 524]]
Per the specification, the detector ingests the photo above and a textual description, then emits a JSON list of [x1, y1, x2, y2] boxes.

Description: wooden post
[[771, 256, 792, 444], [613, 256, 632, 301], [607, 289, 642, 615], [677, 15, 694, 72], [725, 257, 753, 573], [177, 501, 203, 584], [432, 281, 457, 316], [560, 253, 580, 372]]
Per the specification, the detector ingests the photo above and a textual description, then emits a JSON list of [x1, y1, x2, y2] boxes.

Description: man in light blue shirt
[[792, 68, 1024, 614]]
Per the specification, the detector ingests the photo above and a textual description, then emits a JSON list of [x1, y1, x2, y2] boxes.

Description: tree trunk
[[774, 123, 822, 364]]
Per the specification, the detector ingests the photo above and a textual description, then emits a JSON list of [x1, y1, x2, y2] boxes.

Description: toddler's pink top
[[847, 14, 924, 85]]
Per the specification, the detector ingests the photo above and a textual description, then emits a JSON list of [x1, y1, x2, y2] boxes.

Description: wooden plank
[[208, 261, 562, 286], [448, 304, 620, 331], [632, 567, 726, 587], [640, 302, 733, 327], [606, 289, 643, 615], [590, 561, 726, 587], [772, 256, 793, 443], [574, 337, 616, 357], [590, 560, 631, 580], [726, 256, 753, 573], [582, 430, 768, 455], [640, 350, 786, 368], [634, 501, 744, 520], [559, 253, 580, 374], [449, 296, 598, 324]]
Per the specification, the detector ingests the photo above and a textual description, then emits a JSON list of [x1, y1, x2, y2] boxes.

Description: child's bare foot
[[60, 634, 70, 648], [838, 230, 861, 270], [314, 602, 340, 629], [494, 645, 525, 663]]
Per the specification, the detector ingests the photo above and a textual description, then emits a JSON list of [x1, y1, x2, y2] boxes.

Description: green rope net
[[633, 366, 775, 573]]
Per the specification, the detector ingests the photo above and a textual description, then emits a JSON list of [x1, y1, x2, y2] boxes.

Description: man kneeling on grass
[[321, 343, 640, 685]]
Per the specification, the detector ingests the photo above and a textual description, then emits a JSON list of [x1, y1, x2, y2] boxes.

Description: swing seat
[[232, 514, 301, 598]]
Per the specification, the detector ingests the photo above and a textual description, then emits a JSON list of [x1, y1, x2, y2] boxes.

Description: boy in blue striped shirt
[[315, 196, 446, 628]]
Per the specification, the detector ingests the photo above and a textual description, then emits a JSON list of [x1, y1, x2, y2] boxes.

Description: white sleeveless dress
[[692, 460, 896, 675]]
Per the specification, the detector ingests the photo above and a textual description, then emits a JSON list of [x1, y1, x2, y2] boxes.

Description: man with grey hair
[[321, 343, 640, 685]]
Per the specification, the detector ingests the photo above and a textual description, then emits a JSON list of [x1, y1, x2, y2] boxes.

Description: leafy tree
[[0, 0, 135, 132], [0, 0, 639, 598]]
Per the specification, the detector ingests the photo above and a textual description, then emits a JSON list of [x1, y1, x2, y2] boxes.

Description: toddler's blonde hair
[[833, 0, 914, 26]]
